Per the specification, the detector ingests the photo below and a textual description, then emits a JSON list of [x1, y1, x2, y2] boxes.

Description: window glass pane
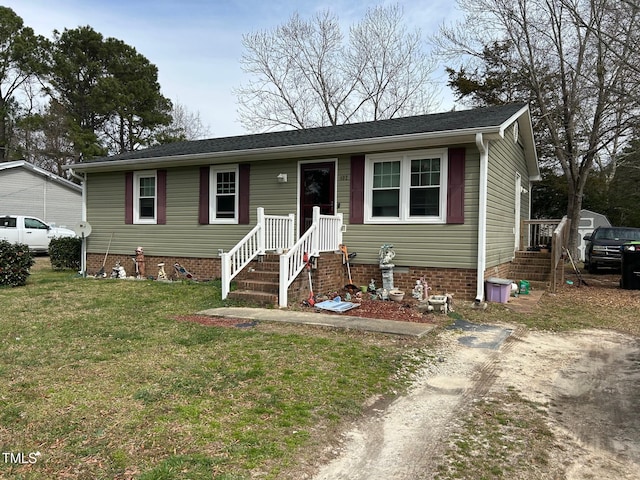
[[216, 195, 235, 218], [372, 190, 399, 217], [217, 172, 236, 194], [373, 161, 400, 188], [139, 198, 155, 218], [411, 159, 440, 186], [410, 188, 439, 216], [25, 218, 48, 229], [139, 177, 155, 197]]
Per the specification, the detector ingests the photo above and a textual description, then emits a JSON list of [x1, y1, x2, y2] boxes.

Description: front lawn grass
[[0, 263, 426, 479]]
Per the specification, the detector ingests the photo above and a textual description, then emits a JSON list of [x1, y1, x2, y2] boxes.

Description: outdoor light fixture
[[277, 173, 288, 183]]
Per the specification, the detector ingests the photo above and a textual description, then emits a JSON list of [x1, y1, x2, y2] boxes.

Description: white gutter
[[475, 133, 489, 303]]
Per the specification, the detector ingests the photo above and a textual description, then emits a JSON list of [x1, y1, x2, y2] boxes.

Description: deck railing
[[220, 208, 295, 299], [520, 219, 563, 251], [550, 216, 570, 292], [279, 206, 343, 307]]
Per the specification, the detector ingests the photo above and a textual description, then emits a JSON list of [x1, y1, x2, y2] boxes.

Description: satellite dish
[[74, 221, 92, 237]]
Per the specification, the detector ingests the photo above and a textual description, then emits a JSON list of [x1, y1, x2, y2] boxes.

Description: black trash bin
[[621, 242, 640, 290]]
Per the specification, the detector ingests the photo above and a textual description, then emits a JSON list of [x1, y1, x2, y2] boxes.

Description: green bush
[[49, 237, 82, 271], [0, 240, 35, 287]]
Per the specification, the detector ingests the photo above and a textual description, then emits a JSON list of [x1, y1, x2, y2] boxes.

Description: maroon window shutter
[[447, 148, 465, 224], [125, 172, 133, 224], [198, 166, 210, 225], [157, 169, 167, 225], [238, 164, 250, 224], [350, 155, 365, 224]]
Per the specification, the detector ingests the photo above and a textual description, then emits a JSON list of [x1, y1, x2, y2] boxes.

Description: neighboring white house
[[578, 208, 612, 261], [0, 161, 82, 228]]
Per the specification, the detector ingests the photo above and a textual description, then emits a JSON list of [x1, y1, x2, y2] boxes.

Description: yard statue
[[379, 244, 395, 266]]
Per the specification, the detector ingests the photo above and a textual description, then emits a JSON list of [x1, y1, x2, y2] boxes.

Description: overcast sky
[[5, 0, 463, 138]]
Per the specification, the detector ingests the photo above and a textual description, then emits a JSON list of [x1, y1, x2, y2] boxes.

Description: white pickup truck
[[0, 215, 77, 253]]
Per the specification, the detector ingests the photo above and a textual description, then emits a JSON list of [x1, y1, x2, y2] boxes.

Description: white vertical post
[[279, 255, 288, 307], [221, 252, 231, 299], [257, 207, 265, 254], [287, 213, 295, 249], [311, 206, 320, 256]]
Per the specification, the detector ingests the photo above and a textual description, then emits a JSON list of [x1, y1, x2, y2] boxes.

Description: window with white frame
[[209, 166, 238, 223], [365, 149, 448, 223], [134, 171, 157, 224]]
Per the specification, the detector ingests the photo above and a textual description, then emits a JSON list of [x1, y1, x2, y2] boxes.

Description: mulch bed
[[172, 315, 259, 328]]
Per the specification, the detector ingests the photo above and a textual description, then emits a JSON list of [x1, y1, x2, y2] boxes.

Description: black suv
[[584, 226, 640, 273]]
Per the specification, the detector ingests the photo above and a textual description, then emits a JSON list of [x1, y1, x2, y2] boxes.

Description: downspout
[[475, 133, 489, 303], [69, 169, 87, 275]]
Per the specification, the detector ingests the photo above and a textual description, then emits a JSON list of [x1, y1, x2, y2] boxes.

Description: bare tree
[[236, 4, 439, 132], [436, 0, 640, 256], [168, 101, 211, 140]]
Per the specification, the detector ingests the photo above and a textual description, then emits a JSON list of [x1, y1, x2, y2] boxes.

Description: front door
[[299, 162, 335, 234]]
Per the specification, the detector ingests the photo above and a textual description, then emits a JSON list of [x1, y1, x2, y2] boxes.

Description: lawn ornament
[[111, 261, 127, 279], [157, 263, 167, 280], [174, 263, 193, 279]]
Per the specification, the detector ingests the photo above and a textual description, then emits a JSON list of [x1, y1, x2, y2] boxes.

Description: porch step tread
[[227, 289, 278, 306], [235, 279, 279, 294]]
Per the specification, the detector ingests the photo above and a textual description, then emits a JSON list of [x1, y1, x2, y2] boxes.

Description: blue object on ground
[[315, 298, 360, 313]]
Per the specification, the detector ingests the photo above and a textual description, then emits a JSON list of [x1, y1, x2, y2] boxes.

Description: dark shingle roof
[[90, 103, 527, 162]]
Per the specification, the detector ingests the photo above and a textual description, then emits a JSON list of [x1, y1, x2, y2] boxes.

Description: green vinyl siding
[[86, 160, 298, 258], [84, 131, 530, 270], [338, 147, 480, 269], [485, 124, 530, 268]]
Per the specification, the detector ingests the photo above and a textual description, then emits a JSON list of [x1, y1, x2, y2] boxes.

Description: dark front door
[[300, 162, 335, 234]]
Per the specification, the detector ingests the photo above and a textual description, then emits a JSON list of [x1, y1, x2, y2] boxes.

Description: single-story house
[[578, 209, 611, 261], [65, 103, 540, 305], [0, 160, 82, 228]]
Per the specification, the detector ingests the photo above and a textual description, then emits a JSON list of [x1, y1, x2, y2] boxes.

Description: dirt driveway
[[311, 312, 640, 478]]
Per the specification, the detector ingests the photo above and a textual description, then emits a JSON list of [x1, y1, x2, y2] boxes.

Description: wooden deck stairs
[[509, 251, 552, 290]]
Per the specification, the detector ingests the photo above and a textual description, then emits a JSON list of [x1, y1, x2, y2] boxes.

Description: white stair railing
[[264, 212, 295, 251], [220, 208, 295, 299], [278, 206, 343, 307]]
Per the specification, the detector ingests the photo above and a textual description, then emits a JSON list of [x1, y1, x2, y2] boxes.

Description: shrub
[[0, 240, 35, 287], [49, 237, 82, 271]]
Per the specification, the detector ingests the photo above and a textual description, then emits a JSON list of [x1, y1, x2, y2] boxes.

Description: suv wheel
[[588, 262, 598, 274]]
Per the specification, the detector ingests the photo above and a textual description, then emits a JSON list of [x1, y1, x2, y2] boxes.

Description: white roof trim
[[0, 160, 82, 192]]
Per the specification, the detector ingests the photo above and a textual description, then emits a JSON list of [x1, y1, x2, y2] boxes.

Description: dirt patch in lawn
[[304, 325, 640, 480], [293, 270, 640, 480]]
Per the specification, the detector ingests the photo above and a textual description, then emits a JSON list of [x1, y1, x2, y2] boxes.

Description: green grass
[[0, 262, 429, 479], [3, 261, 638, 479]]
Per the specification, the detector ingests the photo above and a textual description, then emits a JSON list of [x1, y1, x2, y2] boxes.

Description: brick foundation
[[87, 253, 221, 280], [88, 251, 513, 302], [350, 264, 478, 300]]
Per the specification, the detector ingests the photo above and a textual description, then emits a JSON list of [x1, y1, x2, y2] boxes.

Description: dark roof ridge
[[87, 102, 528, 163]]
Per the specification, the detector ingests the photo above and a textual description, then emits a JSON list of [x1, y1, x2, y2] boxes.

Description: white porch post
[[257, 207, 265, 254], [278, 256, 288, 308], [311, 206, 320, 256], [221, 252, 231, 299], [287, 213, 295, 249]]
